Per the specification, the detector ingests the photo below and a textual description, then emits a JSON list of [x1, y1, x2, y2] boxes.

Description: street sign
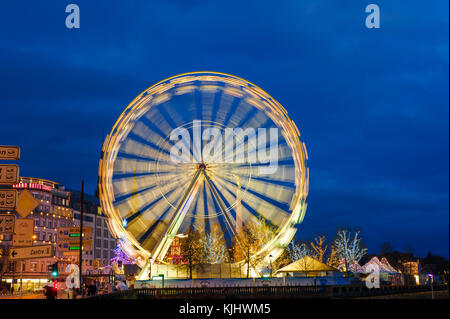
[[0, 146, 20, 160], [57, 226, 93, 251], [0, 214, 15, 234], [57, 239, 93, 251], [57, 226, 93, 239], [0, 164, 19, 185], [12, 218, 34, 246], [0, 189, 17, 210], [9, 244, 53, 260], [16, 189, 40, 218]]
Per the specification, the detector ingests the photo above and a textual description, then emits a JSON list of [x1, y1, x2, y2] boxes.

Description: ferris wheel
[[98, 72, 308, 278]]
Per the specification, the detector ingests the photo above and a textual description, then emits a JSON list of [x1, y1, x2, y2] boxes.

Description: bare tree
[[310, 235, 328, 263], [326, 244, 341, 268], [180, 227, 203, 279]]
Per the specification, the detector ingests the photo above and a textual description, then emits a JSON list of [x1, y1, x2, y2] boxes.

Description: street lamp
[[148, 257, 153, 280], [269, 255, 273, 277]]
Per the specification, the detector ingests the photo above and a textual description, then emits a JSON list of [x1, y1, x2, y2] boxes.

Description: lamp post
[[148, 257, 153, 280], [428, 274, 434, 299], [269, 255, 273, 277]]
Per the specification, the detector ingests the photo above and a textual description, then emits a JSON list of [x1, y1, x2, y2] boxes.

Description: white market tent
[[276, 256, 339, 277], [360, 256, 399, 274]]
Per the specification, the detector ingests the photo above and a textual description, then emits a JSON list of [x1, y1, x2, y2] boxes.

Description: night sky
[[0, 1, 448, 257]]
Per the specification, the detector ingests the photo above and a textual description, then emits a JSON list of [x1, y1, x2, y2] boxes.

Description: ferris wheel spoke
[[200, 85, 220, 122], [113, 169, 191, 198], [213, 168, 295, 205], [115, 177, 185, 223], [202, 170, 237, 236], [213, 174, 288, 229], [120, 137, 187, 164], [153, 102, 197, 162], [124, 187, 182, 240]]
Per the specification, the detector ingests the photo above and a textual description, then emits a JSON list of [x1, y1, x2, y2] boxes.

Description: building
[[0, 177, 118, 292], [165, 234, 185, 265], [69, 190, 117, 271], [1, 177, 74, 291]]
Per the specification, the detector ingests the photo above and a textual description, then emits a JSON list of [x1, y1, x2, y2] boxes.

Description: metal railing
[[84, 284, 447, 299]]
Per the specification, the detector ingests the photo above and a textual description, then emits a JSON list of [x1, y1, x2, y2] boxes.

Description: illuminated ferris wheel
[[98, 72, 308, 277]]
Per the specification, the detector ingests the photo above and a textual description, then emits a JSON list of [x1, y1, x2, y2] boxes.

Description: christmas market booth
[[275, 256, 339, 277]]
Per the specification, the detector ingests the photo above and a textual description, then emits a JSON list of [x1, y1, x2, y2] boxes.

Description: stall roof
[[276, 256, 338, 273]]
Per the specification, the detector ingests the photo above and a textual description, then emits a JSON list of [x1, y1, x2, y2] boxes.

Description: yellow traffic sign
[[0, 214, 15, 234], [0, 189, 17, 210], [12, 218, 34, 246], [0, 146, 20, 160], [0, 164, 19, 185], [9, 244, 53, 260], [15, 189, 40, 218]]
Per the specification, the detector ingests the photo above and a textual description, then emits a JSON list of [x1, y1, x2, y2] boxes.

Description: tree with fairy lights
[[334, 229, 367, 273], [201, 225, 228, 264], [111, 245, 135, 266]]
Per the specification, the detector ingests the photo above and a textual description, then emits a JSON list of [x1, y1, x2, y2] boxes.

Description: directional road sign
[[9, 244, 53, 260], [0, 214, 15, 234], [0, 189, 17, 210], [12, 218, 34, 246], [57, 227, 93, 251], [0, 146, 20, 160], [0, 164, 19, 185]]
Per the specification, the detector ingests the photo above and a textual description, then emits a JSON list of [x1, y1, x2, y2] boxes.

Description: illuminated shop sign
[[12, 182, 52, 192]]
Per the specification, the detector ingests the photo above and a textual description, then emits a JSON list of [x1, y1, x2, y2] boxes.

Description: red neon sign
[[12, 182, 52, 192]]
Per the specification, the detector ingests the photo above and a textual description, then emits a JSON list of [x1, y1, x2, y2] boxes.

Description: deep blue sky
[[0, 1, 448, 257]]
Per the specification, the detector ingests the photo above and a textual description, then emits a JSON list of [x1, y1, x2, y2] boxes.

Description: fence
[[84, 284, 446, 299]]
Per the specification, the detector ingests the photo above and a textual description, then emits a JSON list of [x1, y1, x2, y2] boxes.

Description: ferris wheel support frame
[[152, 167, 204, 262]]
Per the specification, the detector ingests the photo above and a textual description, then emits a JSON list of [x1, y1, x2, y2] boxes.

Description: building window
[[30, 262, 37, 272], [8, 262, 16, 272]]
